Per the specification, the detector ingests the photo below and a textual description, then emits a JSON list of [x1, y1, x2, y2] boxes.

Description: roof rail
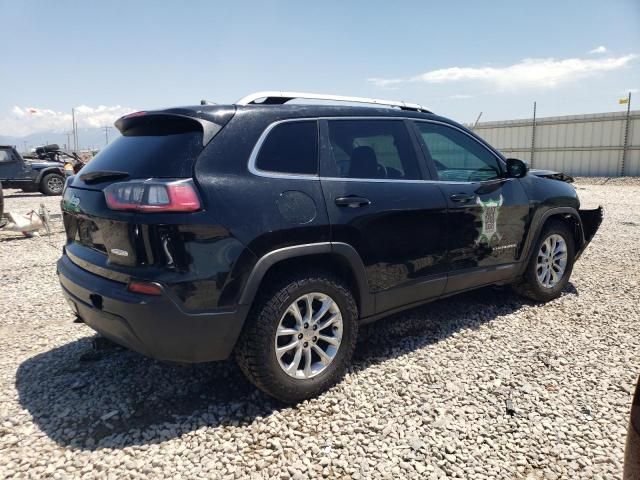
[[235, 91, 432, 113]]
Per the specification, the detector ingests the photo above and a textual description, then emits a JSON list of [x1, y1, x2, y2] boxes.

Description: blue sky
[[0, 0, 638, 137]]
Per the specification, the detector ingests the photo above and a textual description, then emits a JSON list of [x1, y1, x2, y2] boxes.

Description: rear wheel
[[513, 220, 575, 302], [40, 173, 64, 195], [235, 272, 358, 403]]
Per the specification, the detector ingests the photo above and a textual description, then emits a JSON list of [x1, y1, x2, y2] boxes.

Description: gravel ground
[[0, 181, 638, 480]]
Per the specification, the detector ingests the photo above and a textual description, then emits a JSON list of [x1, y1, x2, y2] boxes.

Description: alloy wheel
[[536, 233, 568, 288], [47, 176, 64, 193], [274, 292, 343, 379]]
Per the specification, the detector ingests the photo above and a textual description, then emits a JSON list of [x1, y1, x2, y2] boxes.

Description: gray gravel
[[0, 181, 639, 479]]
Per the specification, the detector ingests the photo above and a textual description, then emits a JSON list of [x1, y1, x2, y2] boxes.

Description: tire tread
[[235, 271, 358, 403]]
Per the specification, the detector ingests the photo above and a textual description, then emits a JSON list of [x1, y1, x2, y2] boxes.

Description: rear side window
[[0, 150, 13, 162], [327, 120, 420, 180], [81, 131, 204, 178], [255, 121, 318, 175]]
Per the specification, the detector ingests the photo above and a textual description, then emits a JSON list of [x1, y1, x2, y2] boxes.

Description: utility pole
[[101, 126, 112, 146], [71, 108, 77, 152], [472, 112, 483, 130], [65, 131, 72, 151], [620, 92, 632, 177], [22, 141, 28, 153], [530, 101, 537, 168]]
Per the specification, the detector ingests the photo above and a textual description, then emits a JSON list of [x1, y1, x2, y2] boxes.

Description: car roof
[[137, 103, 461, 128]]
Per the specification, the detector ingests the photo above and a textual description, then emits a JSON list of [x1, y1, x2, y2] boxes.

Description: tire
[[40, 173, 65, 195], [513, 220, 575, 302], [235, 271, 358, 403]]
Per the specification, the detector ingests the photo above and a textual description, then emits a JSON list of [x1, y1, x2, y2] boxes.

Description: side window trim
[[412, 119, 505, 179], [318, 119, 337, 178], [248, 116, 504, 184], [248, 118, 320, 180], [406, 120, 438, 180]]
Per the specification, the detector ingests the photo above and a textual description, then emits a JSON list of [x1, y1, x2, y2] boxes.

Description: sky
[[0, 0, 639, 138]]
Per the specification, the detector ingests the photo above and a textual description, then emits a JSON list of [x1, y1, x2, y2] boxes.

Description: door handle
[[335, 196, 371, 208], [450, 193, 475, 203]]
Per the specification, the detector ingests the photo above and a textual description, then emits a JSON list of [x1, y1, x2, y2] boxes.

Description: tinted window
[[327, 120, 420, 180], [81, 131, 204, 178], [415, 122, 501, 182], [255, 121, 318, 175]]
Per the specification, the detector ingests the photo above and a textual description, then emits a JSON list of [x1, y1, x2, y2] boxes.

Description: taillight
[[104, 179, 201, 212], [128, 280, 162, 295]]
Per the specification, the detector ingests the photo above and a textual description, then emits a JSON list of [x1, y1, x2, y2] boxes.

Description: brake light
[[128, 280, 162, 296], [104, 179, 201, 212]]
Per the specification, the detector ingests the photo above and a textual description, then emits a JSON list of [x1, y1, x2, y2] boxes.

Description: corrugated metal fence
[[471, 110, 639, 176]]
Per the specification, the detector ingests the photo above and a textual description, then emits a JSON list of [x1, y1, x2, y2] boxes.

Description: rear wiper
[[80, 170, 130, 184]]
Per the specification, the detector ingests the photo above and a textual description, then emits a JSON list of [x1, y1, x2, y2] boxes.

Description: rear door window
[[255, 121, 318, 175], [326, 120, 421, 180]]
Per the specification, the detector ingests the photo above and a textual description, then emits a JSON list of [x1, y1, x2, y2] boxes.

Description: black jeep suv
[[0, 145, 66, 195], [57, 92, 602, 402]]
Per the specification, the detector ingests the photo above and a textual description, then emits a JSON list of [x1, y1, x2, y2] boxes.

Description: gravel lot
[[1, 180, 639, 480]]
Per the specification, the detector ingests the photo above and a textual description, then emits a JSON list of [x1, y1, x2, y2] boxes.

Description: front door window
[[414, 122, 502, 182]]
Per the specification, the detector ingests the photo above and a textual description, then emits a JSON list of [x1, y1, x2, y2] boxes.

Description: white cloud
[[0, 105, 136, 137], [449, 94, 473, 99], [589, 46, 607, 54], [368, 54, 636, 91]]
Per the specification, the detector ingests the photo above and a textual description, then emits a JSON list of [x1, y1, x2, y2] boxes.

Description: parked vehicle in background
[[25, 144, 86, 174], [0, 145, 66, 195], [56, 91, 603, 403]]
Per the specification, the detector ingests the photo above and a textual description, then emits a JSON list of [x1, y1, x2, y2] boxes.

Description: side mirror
[[506, 158, 529, 178]]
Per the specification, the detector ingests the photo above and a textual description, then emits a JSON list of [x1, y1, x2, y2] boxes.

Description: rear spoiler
[[115, 111, 224, 147]]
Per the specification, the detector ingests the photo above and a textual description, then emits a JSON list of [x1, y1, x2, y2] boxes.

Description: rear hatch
[[62, 107, 234, 277]]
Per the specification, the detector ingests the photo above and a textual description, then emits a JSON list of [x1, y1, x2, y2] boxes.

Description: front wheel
[[40, 173, 65, 195], [235, 272, 358, 403], [513, 220, 575, 302]]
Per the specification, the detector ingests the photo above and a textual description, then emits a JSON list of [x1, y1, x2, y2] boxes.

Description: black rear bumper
[[57, 254, 249, 363]]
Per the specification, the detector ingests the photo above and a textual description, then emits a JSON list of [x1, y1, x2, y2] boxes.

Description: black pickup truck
[[0, 145, 66, 196]]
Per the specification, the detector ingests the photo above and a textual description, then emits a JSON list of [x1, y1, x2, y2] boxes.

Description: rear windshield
[[81, 131, 204, 178]]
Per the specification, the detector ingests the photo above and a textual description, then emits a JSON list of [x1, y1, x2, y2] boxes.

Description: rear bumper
[[56, 254, 249, 363]]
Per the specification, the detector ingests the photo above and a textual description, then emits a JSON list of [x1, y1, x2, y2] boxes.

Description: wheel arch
[[518, 207, 585, 276], [36, 167, 64, 185], [238, 242, 374, 318]]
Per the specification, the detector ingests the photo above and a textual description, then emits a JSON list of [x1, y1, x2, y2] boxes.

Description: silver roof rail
[[235, 91, 432, 113]]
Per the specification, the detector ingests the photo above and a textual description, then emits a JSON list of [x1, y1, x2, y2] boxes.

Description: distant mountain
[[0, 127, 121, 153]]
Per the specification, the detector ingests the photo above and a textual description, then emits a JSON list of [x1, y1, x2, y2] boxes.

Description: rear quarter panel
[[194, 109, 331, 305]]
